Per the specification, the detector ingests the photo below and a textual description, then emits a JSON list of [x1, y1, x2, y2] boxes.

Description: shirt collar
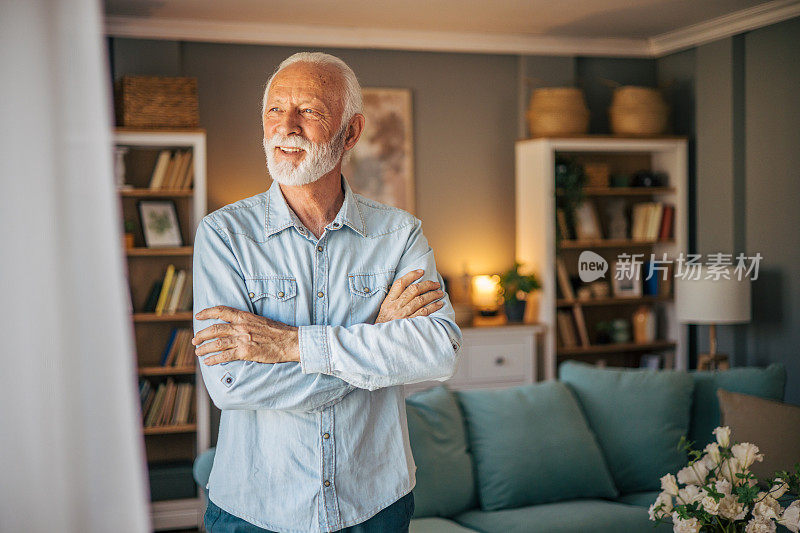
[[265, 174, 367, 238]]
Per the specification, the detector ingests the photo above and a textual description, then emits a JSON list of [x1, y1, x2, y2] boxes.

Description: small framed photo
[[574, 201, 603, 241], [138, 200, 183, 247], [611, 260, 642, 297]]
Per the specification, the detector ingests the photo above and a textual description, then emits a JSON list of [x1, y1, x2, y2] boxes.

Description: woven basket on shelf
[[114, 76, 199, 128], [526, 87, 589, 137], [608, 86, 669, 136]]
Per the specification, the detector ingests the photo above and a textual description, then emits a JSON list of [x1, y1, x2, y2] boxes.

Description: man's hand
[[192, 306, 300, 365], [375, 269, 445, 324]]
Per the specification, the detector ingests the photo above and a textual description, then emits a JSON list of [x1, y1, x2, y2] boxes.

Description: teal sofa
[[194, 362, 786, 533]]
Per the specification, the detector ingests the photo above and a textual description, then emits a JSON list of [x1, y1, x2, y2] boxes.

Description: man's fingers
[[387, 269, 424, 300], [192, 322, 235, 345], [202, 349, 237, 366], [195, 335, 238, 357], [397, 280, 441, 307], [408, 300, 445, 318], [195, 305, 245, 323]]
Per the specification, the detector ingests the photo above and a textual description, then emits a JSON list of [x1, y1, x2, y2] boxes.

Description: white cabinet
[[404, 324, 544, 396]]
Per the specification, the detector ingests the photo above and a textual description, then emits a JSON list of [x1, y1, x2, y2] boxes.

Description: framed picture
[[342, 87, 415, 213], [573, 200, 603, 240], [138, 200, 183, 247], [611, 260, 642, 297]]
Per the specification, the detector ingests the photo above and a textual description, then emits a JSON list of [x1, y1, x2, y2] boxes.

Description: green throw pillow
[[559, 361, 694, 494], [456, 381, 618, 511], [405, 385, 478, 518], [689, 364, 786, 446]]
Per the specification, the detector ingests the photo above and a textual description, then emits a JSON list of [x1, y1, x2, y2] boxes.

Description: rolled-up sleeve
[[298, 218, 462, 391], [193, 215, 355, 412]]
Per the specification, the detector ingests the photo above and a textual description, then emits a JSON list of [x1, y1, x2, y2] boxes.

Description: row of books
[[148, 149, 194, 190], [140, 378, 195, 428], [556, 307, 590, 348], [143, 264, 192, 315], [631, 202, 674, 241], [160, 328, 195, 367]]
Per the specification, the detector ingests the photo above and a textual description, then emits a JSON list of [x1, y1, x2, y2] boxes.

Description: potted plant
[[123, 219, 136, 249], [498, 261, 541, 323]]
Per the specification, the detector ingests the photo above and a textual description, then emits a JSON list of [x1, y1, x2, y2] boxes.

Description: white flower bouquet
[[650, 426, 800, 533]]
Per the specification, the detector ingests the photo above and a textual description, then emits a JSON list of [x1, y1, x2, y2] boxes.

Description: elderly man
[[191, 51, 462, 532]]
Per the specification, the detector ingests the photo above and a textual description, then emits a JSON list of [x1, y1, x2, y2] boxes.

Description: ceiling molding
[[104, 16, 652, 57], [649, 0, 800, 56], [105, 0, 800, 58]]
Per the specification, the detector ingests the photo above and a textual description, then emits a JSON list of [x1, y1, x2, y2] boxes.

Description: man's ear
[[343, 113, 365, 151]]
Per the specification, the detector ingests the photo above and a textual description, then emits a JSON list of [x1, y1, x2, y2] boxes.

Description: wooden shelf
[[556, 187, 675, 196], [557, 295, 672, 307], [143, 424, 197, 436], [559, 238, 675, 249], [139, 366, 196, 376], [558, 340, 677, 357], [133, 312, 193, 322], [126, 246, 193, 256], [119, 188, 194, 198]]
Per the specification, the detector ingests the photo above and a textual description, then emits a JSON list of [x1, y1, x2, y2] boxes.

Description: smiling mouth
[[277, 146, 305, 155]]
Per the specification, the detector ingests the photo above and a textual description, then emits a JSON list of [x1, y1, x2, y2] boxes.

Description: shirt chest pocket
[[348, 270, 394, 326], [245, 277, 298, 327]]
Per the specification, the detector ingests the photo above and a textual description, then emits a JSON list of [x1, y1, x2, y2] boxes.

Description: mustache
[[264, 134, 314, 150]]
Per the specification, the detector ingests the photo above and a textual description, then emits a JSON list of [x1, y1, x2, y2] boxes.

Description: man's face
[[262, 62, 349, 186]]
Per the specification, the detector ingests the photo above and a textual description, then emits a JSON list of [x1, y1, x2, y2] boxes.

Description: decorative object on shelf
[[114, 146, 130, 189], [123, 219, 136, 249], [471, 274, 502, 316], [583, 162, 609, 187], [610, 173, 630, 187], [589, 280, 610, 299], [675, 264, 751, 371], [498, 261, 541, 323], [630, 169, 668, 187], [342, 88, 414, 213], [610, 318, 632, 343], [573, 200, 603, 240], [632, 305, 656, 343], [648, 425, 800, 533], [114, 75, 199, 128], [608, 85, 669, 136], [611, 260, 642, 297], [525, 86, 589, 137], [138, 199, 183, 248], [576, 286, 592, 301]]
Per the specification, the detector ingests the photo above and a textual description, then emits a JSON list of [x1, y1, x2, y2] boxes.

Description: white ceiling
[[103, 0, 800, 56]]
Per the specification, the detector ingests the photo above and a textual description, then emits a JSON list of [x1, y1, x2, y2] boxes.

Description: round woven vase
[[609, 86, 669, 136], [527, 87, 590, 137]]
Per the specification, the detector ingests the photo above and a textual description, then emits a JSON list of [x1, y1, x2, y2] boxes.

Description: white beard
[[263, 124, 348, 187]]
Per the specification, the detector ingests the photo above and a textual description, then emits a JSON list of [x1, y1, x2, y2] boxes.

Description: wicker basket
[[114, 76, 199, 128], [526, 87, 589, 137], [608, 86, 668, 136]]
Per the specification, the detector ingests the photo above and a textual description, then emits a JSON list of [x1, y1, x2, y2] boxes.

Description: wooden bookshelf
[[516, 137, 688, 378], [115, 128, 209, 531]]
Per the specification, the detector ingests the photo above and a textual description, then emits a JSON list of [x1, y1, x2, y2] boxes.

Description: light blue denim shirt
[[193, 174, 462, 532]]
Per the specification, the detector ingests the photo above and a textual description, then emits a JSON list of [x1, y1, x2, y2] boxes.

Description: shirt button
[[323, 480, 331, 487], [248, 292, 255, 298], [322, 432, 330, 439], [317, 245, 323, 252], [277, 291, 284, 298], [317, 291, 324, 298], [363, 287, 370, 293], [332, 222, 340, 228]]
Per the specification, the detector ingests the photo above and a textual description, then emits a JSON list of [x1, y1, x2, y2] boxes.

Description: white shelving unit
[[114, 128, 210, 530], [515, 137, 689, 380]]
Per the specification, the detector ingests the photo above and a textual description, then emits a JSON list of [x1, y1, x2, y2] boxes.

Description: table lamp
[[471, 274, 501, 316], [675, 263, 751, 370]]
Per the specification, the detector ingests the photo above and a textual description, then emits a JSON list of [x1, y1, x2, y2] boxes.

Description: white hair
[[261, 52, 363, 130]]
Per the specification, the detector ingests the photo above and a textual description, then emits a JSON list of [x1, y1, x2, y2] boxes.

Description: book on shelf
[[571, 305, 591, 347], [147, 149, 195, 190], [631, 202, 674, 241], [160, 328, 195, 368], [556, 257, 575, 300], [642, 261, 674, 297], [140, 378, 195, 428], [145, 265, 193, 314], [556, 310, 578, 348]]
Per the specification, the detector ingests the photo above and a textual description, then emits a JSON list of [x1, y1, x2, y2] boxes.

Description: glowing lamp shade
[[675, 265, 751, 324], [471, 274, 501, 310]]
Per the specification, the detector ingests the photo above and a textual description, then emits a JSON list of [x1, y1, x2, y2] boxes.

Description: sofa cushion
[[410, 517, 477, 533], [453, 499, 671, 533], [455, 381, 617, 511], [615, 491, 661, 508], [717, 388, 800, 480], [559, 361, 693, 494], [689, 364, 785, 446], [406, 385, 477, 518]]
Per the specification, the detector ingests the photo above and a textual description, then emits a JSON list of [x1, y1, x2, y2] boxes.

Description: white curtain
[[0, 1, 149, 531]]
